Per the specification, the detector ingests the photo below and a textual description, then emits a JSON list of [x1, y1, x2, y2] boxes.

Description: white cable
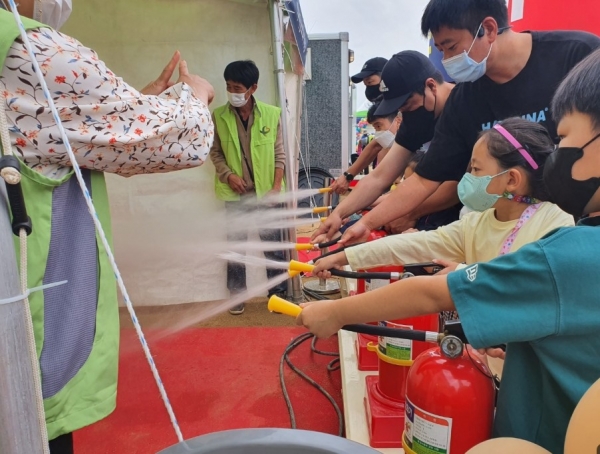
[[6, 1, 184, 443]]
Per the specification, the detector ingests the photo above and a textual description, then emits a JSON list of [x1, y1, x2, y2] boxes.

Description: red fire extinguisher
[[402, 336, 496, 454]]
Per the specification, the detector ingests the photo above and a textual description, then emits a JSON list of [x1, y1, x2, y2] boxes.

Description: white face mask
[[442, 23, 492, 83], [227, 90, 250, 108], [374, 129, 395, 149], [33, 0, 72, 30]]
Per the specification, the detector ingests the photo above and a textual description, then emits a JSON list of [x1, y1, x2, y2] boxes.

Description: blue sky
[[299, 0, 431, 109]]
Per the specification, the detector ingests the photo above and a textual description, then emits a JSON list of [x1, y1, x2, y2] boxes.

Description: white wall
[[62, 0, 281, 305]]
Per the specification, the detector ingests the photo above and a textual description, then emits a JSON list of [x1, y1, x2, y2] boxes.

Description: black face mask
[[365, 85, 382, 103], [544, 133, 600, 217], [402, 93, 436, 126]]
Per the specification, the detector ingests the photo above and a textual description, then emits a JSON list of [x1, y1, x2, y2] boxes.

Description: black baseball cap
[[375, 51, 438, 116], [351, 57, 388, 84]]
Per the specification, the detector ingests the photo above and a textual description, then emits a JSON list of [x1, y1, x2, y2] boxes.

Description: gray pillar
[[0, 182, 47, 453]]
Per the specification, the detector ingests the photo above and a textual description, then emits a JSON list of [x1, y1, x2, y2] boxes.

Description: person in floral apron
[[0, 1, 215, 452]]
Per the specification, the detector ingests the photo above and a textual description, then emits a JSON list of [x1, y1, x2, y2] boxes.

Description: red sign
[[508, 0, 600, 35]]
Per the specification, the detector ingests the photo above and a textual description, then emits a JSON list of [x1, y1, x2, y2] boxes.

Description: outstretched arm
[[298, 274, 453, 338]]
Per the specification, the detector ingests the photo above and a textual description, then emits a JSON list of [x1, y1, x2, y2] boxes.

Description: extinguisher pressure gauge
[[440, 335, 464, 359]]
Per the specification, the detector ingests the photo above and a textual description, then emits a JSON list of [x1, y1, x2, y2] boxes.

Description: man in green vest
[[1, 1, 214, 452], [210, 60, 287, 315]]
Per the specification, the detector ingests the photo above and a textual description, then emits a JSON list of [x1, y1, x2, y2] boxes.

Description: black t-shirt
[[416, 30, 600, 182], [394, 106, 437, 152]]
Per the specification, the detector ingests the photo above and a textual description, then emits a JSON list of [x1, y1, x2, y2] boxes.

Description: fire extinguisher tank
[[403, 343, 496, 454]]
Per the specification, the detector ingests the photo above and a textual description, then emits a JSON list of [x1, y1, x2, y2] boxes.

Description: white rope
[[5, 1, 184, 443]]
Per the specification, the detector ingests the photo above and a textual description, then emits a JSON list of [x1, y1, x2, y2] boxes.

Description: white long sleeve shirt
[[346, 202, 574, 270]]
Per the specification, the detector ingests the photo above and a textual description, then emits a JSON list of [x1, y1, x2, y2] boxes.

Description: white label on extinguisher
[[365, 278, 390, 292], [405, 397, 452, 454], [378, 321, 413, 360]]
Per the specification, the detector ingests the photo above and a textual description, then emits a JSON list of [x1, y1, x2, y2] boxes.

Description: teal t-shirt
[[447, 226, 600, 454]]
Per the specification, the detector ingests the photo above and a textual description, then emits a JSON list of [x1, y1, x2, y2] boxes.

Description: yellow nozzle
[[318, 187, 333, 194], [289, 260, 315, 273], [295, 243, 316, 251], [288, 270, 302, 278], [268, 295, 302, 317], [320, 217, 327, 222], [312, 206, 332, 214]]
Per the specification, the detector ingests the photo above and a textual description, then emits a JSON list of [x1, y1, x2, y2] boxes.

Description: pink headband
[[493, 124, 539, 170]]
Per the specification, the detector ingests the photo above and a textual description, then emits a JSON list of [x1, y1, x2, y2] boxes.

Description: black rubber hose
[[312, 242, 367, 264], [280, 332, 344, 437], [316, 238, 340, 249], [329, 269, 396, 280], [342, 324, 434, 341]]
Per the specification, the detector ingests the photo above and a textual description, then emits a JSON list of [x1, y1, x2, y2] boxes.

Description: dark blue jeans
[[225, 200, 287, 297]]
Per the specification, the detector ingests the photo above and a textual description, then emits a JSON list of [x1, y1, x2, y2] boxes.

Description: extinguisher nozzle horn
[[294, 243, 317, 251], [268, 295, 302, 317], [289, 260, 315, 273], [312, 206, 332, 214], [318, 187, 333, 194]]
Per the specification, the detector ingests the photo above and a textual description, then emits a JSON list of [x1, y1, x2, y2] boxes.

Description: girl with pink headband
[[311, 117, 574, 334]]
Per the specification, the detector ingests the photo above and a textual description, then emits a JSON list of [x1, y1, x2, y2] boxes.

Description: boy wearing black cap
[[316, 51, 457, 239], [351, 56, 388, 102], [336, 0, 600, 247]]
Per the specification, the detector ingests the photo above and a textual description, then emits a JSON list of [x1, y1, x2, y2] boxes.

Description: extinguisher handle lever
[[444, 319, 507, 352]]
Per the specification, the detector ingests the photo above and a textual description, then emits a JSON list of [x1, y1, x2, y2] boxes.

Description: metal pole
[[339, 33, 350, 176], [270, 0, 303, 302], [319, 177, 332, 289], [0, 182, 47, 453], [303, 176, 340, 295]]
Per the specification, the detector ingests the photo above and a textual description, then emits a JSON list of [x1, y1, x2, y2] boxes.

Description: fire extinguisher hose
[[269, 295, 442, 343], [342, 324, 440, 342]]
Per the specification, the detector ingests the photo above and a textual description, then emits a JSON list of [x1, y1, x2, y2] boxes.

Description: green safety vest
[[213, 100, 283, 201], [0, 10, 118, 440]]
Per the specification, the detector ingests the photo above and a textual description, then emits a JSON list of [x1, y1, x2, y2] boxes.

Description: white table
[[338, 330, 403, 454]]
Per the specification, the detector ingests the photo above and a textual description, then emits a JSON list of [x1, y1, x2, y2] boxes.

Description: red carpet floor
[[74, 327, 343, 454]]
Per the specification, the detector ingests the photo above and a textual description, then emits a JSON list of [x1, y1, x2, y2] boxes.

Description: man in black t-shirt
[[313, 51, 456, 241], [338, 0, 600, 246]]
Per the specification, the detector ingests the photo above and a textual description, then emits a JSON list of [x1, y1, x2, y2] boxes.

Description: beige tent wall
[[61, 0, 284, 306]]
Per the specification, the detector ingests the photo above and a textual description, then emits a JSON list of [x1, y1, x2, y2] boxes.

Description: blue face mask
[[442, 24, 493, 83], [458, 170, 508, 212]]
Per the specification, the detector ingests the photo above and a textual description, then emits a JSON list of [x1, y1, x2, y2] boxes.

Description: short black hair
[[412, 71, 445, 96], [367, 102, 398, 124], [421, 0, 508, 37], [552, 48, 600, 132], [224, 60, 259, 89], [479, 117, 554, 200]]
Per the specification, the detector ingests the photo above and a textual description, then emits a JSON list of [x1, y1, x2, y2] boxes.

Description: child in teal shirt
[[298, 48, 600, 453]]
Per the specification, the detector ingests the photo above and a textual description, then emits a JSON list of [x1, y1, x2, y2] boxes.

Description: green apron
[[0, 10, 119, 440]]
